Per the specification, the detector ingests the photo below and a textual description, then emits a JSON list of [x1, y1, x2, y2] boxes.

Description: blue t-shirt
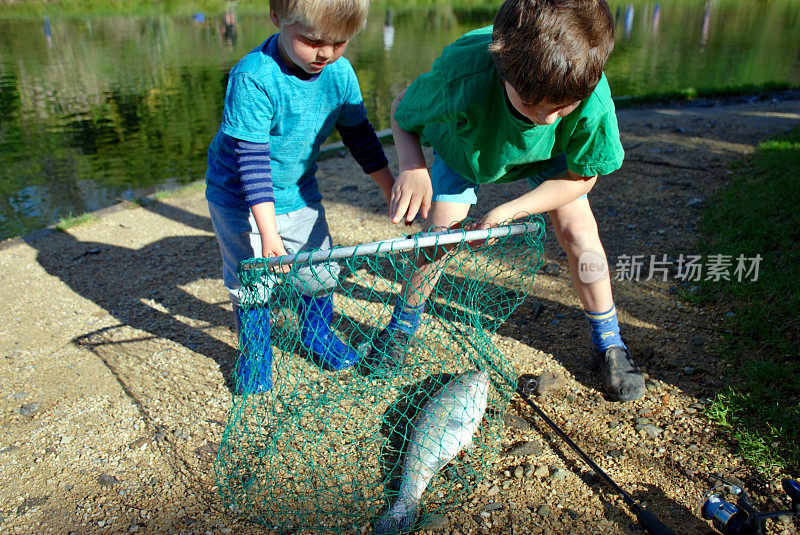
[[206, 34, 368, 214]]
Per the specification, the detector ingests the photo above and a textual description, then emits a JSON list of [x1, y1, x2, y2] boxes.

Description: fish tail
[[373, 497, 421, 534]]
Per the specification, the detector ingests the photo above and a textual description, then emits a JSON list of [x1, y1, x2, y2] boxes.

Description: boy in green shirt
[[366, 0, 645, 401]]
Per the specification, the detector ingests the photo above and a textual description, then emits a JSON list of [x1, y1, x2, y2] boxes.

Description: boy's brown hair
[[489, 0, 615, 105], [270, 0, 369, 42]]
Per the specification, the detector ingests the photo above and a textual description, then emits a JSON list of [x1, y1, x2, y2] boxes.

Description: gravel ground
[[1, 95, 800, 535]]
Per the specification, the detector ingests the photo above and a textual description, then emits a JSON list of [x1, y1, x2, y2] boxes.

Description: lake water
[[1, 0, 799, 240]]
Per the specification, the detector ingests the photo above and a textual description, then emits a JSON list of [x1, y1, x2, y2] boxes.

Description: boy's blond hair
[[489, 0, 615, 105], [270, 0, 369, 41]]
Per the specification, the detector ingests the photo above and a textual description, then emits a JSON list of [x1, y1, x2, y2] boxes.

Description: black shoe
[[358, 329, 414, 377], [595, 346, 645, 402]]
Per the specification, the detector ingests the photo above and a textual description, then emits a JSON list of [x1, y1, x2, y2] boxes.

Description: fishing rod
[[515, 376, 677, 535]]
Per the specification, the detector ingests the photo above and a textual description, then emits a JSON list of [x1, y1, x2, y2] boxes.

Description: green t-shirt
[[395, 26, 624, 184]]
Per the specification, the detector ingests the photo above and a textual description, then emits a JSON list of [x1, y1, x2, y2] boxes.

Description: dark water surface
[[1, 1, 799, 239]]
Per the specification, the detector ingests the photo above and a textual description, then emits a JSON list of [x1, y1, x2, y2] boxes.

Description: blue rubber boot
[[297, 294, 359, 371], [234, 305, 273, 394]]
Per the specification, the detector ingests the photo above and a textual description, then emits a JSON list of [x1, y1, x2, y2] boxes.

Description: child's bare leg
[[361, 201, 470, 374], [548, 197, 614, 312], [401, 201, 472, 307], [549, 197, 645, 402]]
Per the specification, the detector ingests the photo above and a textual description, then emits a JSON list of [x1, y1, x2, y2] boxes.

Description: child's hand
[[390, 169, 432, 226], [463, 208, 510, 247], [477, 206, 512, 230], [261, 235, 290, 273]]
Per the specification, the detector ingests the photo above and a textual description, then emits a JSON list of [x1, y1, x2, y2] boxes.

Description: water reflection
[[624, 4, 634, 40], [652, 3, 660, 34], [383, 9, 394, 51], [1, 0, 799, 240], [701, 1, 711, 47], [221, 9, 237, 49]]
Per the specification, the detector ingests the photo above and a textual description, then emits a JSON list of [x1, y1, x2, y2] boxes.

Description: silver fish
[[374, 369, 491, 534]]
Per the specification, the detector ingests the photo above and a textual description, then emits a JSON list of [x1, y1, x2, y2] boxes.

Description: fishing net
[[215, 216, 546, 533]]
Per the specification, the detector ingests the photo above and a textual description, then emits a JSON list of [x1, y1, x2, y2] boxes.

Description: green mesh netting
[[214, 216, 546, 533]]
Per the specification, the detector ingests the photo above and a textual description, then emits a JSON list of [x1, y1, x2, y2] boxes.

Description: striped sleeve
[[233, 138, 274, 207]]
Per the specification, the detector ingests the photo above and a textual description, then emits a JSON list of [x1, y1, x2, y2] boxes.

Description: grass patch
[[150, 181, 205, 200], [54, 212, 98, 231], [696, 127, 800, 473], [612, 83, 798, 109]]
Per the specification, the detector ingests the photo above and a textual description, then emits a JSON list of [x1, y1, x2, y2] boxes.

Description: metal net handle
[[242, 220, 543, 270]]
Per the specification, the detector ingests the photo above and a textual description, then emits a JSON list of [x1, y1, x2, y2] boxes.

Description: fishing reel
[[700, 476, 800, 535]]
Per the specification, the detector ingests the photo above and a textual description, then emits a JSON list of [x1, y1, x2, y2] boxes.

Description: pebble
[[502, 441, 543, 458], [481, 503, 503, 512], [607, 449, 623, 459], [534, 465, 549, 478], [635, 423, 664, 438], [18, 402, 40, 417], [543, 264, 560, 276], [536, 505, 552, 518], [513, 466, 524, 479], [423, 515, 449, 531], [16, 497, 48, 515], [129, 438, 150, 450], [532, 371, 567, 396], [97, 474, 120, 486], [549, 468, 570, 481], [0, 445, 20, 455], [503, 413, 531, 431], [486, 485, 500, 497]]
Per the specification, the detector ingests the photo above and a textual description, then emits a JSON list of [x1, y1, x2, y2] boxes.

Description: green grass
[[54, 212, 98, 231], [150, 181, 205, 200], [696, 127, 800, 473], [612, 83, 798, 109]]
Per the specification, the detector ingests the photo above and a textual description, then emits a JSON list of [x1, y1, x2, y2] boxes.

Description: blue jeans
[[208, 200, 340, 306]]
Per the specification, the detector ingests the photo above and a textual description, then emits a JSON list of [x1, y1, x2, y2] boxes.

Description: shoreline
[[4, 88, 800, 251]]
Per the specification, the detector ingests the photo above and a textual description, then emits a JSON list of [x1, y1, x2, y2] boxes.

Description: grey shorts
[[208, 200, 340, 306]]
